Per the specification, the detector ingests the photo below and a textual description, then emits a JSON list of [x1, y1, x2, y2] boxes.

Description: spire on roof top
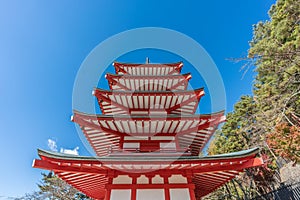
[[145, 57, 150, 64]]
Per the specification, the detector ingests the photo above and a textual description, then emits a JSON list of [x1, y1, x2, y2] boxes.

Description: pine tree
[[208, 0, 300, 198], [210, 0, 299, 168], [18, 172, 92, 200], [208, 96, 257, 155], [248, 0, 300, 163]]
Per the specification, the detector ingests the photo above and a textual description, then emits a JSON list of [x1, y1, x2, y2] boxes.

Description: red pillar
[[146, 174, 155, 184], [130, 175, 138, 200], [105, 177, 113, 200], [186, 171, 196, 200], [163, 175, 171, 200]]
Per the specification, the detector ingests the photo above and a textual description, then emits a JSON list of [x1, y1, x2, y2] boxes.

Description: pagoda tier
[[105, 73, 191, 91], [93, 88, 204, 115], [72, 110, 225, 156], [33, 148, 263, 200], [113, 61, 183, 75]]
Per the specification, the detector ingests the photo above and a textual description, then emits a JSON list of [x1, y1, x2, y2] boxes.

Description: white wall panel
[[137, 189, 164, 200], [170, 188, 190, 200], [110, 190, 131, 200]]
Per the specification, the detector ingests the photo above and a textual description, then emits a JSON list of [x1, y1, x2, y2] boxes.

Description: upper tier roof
[[113, 61, 183, 75], [72, 110, 225, 156], [33, 148, 263, 200], [93, 88, 204, 115], [105, 73, 192, 91]]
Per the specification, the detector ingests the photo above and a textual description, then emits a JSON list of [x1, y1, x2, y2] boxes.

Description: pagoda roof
[[105, 73, 192, 91], [93, 88, 204, 115], [33, 148, 263, 200], [36, 147, 259, 161], [72, 110, 225, 156], [113, 61, 183, 75]]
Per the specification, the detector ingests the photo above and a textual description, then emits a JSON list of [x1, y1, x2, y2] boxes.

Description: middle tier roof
[[72, 110, 225, 156], [93, 88, 204, 115]]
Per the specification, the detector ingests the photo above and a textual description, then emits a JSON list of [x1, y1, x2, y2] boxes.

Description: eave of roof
[[113, 61, 183, 67], [37, 147, 259, 162], [93, 87, 204, 95], [72, 109, 225, 119], [105, 72, 191, 78]]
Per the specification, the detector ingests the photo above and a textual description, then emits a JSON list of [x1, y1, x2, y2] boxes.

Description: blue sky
[[0, 0, 275, 198]]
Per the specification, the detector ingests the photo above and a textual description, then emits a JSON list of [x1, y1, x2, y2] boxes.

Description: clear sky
[[0, 0, 275, 198]]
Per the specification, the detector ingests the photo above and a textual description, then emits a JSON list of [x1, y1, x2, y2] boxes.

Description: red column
[[186, 171, 196, 200], [119, 136, 124, 151], [175, 136, 180, 152], [163, 174, 171, 200], [146, 174, 155, 184], [130, 175, 138, 200], [105, 177, 113, 200], [189, 185, 196, 200]]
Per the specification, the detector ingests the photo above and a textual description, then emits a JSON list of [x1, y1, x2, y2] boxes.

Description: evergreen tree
[[18, 172, 91, 200], [248, 0, 300, 157], [248, 0, 300, 163], [210, 0, 299, 168], [208, 96, 257, 155], [208, 0, 299, 198]]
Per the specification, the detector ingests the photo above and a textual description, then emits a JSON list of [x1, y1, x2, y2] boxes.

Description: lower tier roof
[[33, 148, 263, 200]]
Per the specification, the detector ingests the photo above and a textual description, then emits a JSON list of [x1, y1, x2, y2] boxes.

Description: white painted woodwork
[[124, 136, 148, 140], [168, 175, 187, 184], [131, 111, 149, 115], [160, 142, 176, 149], [136, 189, 164, 200], [112, 175, 132, 184], [151, 136, 175, 140], [110, 190, 131, 200], [170, 188, 190, 200], [152, 175, 164, 184], [137, 175, 149, 184], [123, 143, 140, 149]]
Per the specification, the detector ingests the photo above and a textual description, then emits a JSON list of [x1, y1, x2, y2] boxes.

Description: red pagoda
[[33, 60, 263, 200]]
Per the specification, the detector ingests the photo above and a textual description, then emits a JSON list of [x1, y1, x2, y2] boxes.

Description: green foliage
[[208, 96, 258, 155], [208, 0, 299, 198], [249, 0, 300, 134], [210, 0, 300, 164], [38, 172, 81, 200], [18, 172, 92, 200]]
